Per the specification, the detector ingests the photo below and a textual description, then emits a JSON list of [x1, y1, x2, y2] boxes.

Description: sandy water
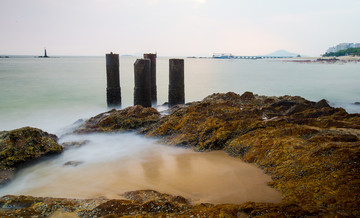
[[0, 133, 282, 204]]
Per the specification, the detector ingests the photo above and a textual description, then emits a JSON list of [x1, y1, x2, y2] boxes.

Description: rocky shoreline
[[1, 91, 359, 217]]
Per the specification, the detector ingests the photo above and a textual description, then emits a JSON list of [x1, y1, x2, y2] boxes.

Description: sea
[[0, 56, 359, 203]]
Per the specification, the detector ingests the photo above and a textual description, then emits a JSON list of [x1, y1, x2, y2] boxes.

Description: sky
[[0, 0, 359, 57]]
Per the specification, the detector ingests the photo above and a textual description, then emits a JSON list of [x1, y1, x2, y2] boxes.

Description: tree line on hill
[[323, 47, 360, 57]]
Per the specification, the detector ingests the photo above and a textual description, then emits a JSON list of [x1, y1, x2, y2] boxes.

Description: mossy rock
[[34, 91, 360, 216], [141, 91, 360, 216], [74, 105, 161, 133], [0, 127, 62, 184]]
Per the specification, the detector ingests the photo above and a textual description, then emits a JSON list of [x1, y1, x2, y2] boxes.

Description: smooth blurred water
[[0, 56, 359, 133], [0, 133, 282, 204], [1, 56, 359, 203]]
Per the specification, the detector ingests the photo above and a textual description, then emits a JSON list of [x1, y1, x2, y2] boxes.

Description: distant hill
[[264, 50, 300, 57]]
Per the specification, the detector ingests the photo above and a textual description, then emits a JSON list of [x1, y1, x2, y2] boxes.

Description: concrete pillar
[[134, 59, 151, 107], [144, 53, 157, 106], [106, 52, 121, 108], [169, 59, 185, 107]]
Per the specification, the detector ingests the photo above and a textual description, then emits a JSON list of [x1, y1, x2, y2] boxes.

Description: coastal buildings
[[326, 43, 360, 53]]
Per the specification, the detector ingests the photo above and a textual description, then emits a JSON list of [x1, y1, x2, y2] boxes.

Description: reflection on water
[[0, 133, 282, 204]]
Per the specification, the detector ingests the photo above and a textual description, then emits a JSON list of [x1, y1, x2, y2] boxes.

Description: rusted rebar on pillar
[[106, 52, 121, 108], [134, 59, 151, 107], [143, 53, 157, 106], [169, 59, 185, 107]]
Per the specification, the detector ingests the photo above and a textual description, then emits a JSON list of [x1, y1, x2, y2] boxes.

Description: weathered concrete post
[[134, 59, 151, 107], [169, 59, 185, 107], [106, 52, 121, 108], [143, 53, 157, 106]]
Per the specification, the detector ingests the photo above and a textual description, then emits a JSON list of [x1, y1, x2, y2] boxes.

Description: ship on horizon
[[212, 53, 234, 59]]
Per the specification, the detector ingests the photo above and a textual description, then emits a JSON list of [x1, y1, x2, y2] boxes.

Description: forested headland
[[323, 47, 360, 57]]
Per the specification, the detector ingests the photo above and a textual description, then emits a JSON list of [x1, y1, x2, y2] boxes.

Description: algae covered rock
[[142, 92, 265, 151], [121, 190, 190, 205], [87, 190, 241, 217], [141, 91, 360, 216], [0, 195, 107, 217], [46, 91, 360, 216], [0, 127, 62, 184], [74, 105, 160, 133], [0, 191, 241, 217]]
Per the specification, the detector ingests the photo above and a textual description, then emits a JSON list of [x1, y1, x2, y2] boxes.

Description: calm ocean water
[[0, 56, 359, 133], [0, 56, 359, 203]]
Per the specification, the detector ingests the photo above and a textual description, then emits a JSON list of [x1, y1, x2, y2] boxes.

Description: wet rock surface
[[1, 92, 360, 217], [74, 105, 160, 134], [61, 140, 90, 149], [0, 190, 314, 217], [0, 189, 345, 217], [0, 127, 63, 185], [67, 91, 360, 216], [0, 195, 107, 217], [140, 92, 360, 216]]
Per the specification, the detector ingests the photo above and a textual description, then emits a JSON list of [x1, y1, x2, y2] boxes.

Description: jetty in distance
[[212, 53, 295, 59]]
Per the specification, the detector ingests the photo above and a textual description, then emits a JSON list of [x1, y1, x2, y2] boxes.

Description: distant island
[[264, 49, 301, 58]]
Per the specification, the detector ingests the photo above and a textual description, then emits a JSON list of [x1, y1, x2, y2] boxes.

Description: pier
[[134, 59, 152, 107], [143, 53, 157, 106], [212, 53, 294, 59], [106, 52, 121, 108], [168, 59, 185, 107]]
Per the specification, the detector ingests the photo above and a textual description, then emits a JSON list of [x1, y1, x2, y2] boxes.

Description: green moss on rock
[[74, 105, 161, 133], [0, 127, 62, 184], [3, 91, 360, 217], [141, 91, 360, 216]]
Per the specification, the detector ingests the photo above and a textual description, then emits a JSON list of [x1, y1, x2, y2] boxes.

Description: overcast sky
[[1, 0, 359, 56]]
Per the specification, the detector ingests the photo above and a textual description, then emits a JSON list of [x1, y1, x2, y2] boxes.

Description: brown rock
[[54, 91, 360, 216], [74, 105, 160, 133], [285, 103, 309, 115], [63, 161, 83, 167], [240, 91, 255, 101], [0, 169, 15, 185], [141, 92, 360, 216], [61, 140, 89, 149], [0, 127, 62, 185], [315, 99, 331, 108]]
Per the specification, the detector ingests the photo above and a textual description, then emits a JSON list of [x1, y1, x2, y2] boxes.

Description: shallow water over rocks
[[0, 133, 282, 204]]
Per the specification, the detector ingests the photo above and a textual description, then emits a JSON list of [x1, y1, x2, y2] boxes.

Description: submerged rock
[[0, 127, 62, 184], [61, 140, 89, 149], [63, 161, 83, 167]]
